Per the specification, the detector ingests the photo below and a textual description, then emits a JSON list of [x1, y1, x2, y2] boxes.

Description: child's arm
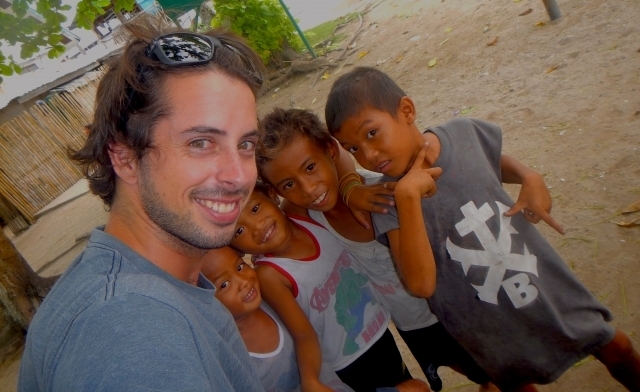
[[256, 265, 332, 392], [501, 154, 565, 234], [334, 140, 396, 229], [386, 144, 441, 298]]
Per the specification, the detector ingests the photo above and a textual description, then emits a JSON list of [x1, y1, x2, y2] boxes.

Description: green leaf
[[48, 34, 62, 45], [47, 48, 58, 59], [0, 64, 14, 76], [12, 63, 22, 74], [60, 4, 72, 10]]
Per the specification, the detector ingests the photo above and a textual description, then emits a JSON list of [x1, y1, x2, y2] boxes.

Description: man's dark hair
[[70, 15, 264, 207], [324, 66, 406, 135], [257, 108, 333, 184]]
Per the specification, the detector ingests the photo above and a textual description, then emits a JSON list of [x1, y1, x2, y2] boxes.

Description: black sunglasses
[[146, 32, 263, 85]]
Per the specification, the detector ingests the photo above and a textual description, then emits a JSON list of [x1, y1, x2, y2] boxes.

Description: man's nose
[[216, 148, 256, 188]]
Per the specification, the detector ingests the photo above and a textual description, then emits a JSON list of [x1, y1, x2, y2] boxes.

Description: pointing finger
[[537, 209, 565, 235], [411, 142, 430, 171]]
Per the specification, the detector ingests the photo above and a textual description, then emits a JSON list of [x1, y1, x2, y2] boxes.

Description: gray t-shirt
[[19, 228, 263, 392], [373, 117, 614, 389]]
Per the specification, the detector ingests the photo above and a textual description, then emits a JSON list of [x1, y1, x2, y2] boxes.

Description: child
[[200, 246, 354, 392], [324, 66, 640, 390], [230, 183, 428, 391], [257, 108, 496, 392]]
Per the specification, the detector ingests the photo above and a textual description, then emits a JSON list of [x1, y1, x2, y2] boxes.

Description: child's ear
[[327, 138, 340, 163], [398, 96, 417, 125]]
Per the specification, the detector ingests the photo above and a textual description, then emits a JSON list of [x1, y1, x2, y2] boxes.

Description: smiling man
[[18, 17, 265, 391]]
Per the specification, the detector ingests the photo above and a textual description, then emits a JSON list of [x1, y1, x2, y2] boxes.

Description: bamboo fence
[[0, 67, 105, 229]]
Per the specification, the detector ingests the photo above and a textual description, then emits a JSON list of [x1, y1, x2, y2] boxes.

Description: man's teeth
[[312, 191, 327, 205], [196, 199, 236, 213]]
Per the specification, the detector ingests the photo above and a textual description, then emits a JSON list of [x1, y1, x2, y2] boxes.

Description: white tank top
[[249, 304, 354, 392], [256, 216, 390, 371], [309, 209, 438, 331]]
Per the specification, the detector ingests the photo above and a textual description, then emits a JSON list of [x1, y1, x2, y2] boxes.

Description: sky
[[0, 0, 354, 65]]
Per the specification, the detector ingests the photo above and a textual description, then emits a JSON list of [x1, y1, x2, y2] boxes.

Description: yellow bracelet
[[338, 172, 361, 190], [340, 179, 362, 205]]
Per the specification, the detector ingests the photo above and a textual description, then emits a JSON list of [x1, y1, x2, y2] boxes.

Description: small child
[[200, 246, 353, 392], [324, 66, 640, 390], [256, 107, 496, 392], [230, 183, 428, 391]]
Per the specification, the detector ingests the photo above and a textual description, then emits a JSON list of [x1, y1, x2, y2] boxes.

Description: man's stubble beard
[[139, 161, 249, 251]]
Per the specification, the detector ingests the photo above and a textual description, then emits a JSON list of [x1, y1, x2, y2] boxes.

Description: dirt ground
[[2, 0, 639, 391]]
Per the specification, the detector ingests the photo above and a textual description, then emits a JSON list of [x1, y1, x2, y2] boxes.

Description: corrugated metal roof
[[0, 43, 122, 110]]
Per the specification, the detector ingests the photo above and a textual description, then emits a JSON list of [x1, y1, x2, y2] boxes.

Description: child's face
[[231, 190, 291, 255], [334, 103, 420, 178], [261, 135, 341, 212], [201, 246, 261, 318]]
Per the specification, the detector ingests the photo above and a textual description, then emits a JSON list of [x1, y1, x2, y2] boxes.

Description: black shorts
[[398, 322, 491, 385], [336, 328, 412, 391]]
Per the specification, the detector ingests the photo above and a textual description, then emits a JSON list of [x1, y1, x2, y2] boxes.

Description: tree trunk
[[0, 231, 58, 330]]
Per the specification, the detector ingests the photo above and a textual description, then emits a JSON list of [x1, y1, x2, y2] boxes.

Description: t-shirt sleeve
[[371, 204, 399, 248], [51, 294, 229, 391], [467, 118, 503, 181]]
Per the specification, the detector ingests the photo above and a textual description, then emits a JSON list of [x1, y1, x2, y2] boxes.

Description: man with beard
[[19, 17, 265, 391]]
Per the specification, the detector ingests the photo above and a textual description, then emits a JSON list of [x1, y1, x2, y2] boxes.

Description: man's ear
[[108, 142, 139, 185], [398, 96, 417, 125]]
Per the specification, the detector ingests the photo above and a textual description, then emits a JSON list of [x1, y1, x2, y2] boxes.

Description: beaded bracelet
[[338, 172, 363, 206], [338, 172, 361, 190]]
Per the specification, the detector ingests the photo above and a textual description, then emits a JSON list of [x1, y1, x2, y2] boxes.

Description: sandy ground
[[2, 0, 639, 391]]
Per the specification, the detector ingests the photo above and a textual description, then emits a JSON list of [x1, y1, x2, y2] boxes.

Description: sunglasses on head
[[146, 32, 263, 85]]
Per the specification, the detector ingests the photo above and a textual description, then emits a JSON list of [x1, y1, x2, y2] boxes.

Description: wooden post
[[542, 0, 562, 21]]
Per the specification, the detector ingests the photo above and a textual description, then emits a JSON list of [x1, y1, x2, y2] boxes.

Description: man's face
[[138, 70, 258, 250]]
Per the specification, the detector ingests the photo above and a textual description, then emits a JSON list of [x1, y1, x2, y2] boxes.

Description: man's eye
[[306, 163, 315, 172], [220, 281, 229, 289], [367, 130, 377, 139], [251, 203, 259, 213], [190, 139, 208, 148], [234, 227, 244, 237], [237, 263, 245, 272], [239, 140, 256, 151], [348, 146, 359, 154], [282, 182, 293, 191]]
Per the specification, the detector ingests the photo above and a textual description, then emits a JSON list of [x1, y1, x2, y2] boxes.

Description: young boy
[[201, 246, 354, 392], [230, 184, 428, 391], [324, 66, 640, 390], [257, 108, 497, 392]]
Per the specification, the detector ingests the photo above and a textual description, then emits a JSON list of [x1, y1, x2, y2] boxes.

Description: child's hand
[[346, 182, 396, 229], [395, 143, 442, 199], [301, 379, 333, 392], [504, 171, 565, 234], [395, 379, 431, 392]]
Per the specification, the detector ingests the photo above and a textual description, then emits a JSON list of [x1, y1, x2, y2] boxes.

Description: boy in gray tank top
[[325, 66, 640, 391]]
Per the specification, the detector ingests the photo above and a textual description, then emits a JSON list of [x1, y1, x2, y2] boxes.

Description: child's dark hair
[[257, 108, 333, 183], [325, 67, 406, 135], [252, 180, 271, 197]]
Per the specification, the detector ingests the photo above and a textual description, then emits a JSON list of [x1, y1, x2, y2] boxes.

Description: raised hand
[[396, 142, 442, 199], [346, 181, 396, 229], [503, 171, 565, 235]]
